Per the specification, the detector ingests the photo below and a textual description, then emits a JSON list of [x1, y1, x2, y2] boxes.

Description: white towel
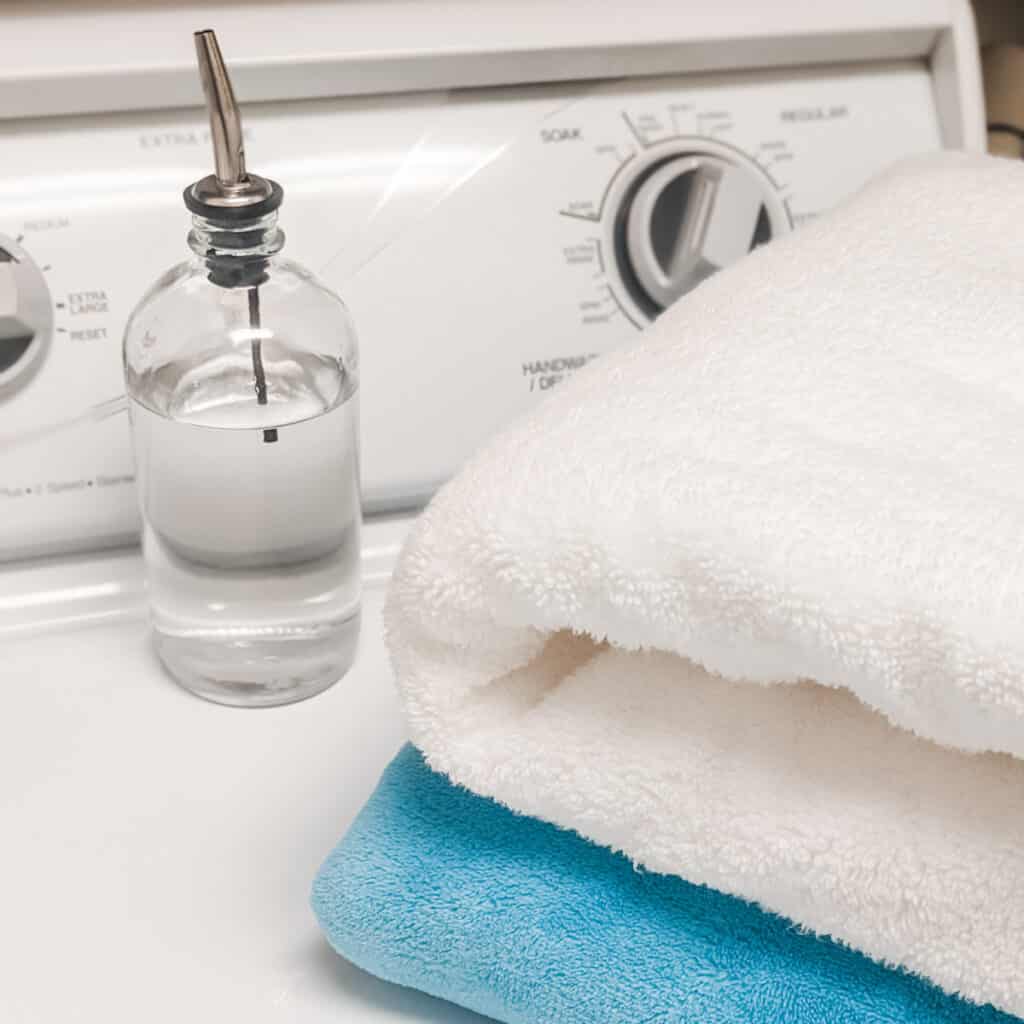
[[385, 152, 1024, 1015]]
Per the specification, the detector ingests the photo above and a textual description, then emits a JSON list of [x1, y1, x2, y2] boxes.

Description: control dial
[[0, 235, 53, 397], [614, 152, 780, 318]]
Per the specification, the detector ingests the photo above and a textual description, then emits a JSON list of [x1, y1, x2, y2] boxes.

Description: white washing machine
[[0, 2, 983, 1021]]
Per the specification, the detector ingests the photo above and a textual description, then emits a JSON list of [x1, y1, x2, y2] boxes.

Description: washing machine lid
[[1, 0, 981, 145]]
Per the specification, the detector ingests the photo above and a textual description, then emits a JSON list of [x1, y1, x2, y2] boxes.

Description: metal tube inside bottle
[[247, 286, 277, 444]]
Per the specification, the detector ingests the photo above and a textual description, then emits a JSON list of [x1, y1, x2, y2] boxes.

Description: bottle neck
[[187, 212, 285, 260], [189, 212, 284, 289]]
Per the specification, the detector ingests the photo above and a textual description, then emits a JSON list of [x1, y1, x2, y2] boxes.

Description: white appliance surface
[[0, 2, 985, 1021], [0, 519, 492, 1024]]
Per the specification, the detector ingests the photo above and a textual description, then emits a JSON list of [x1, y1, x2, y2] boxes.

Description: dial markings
[[668, 104, 695, 137], [559, 148, 637, 223], [595, 150, 637, 220], [596, 143, 634, 166], [621, 111, 649, 149], [604, 284, 644, 331], [560, 209, 600, 223], [782, 196, 796, 228]]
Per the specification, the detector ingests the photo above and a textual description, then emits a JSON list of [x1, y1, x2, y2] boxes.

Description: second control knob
[[615, 152, 780, 318], [0, 235, 53, 397]]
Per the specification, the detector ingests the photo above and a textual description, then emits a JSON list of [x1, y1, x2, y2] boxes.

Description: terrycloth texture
[[385, 153, 1024, 1014], [313, 746, 1019, 1024]]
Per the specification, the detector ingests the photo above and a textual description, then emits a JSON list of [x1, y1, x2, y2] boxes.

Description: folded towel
[[385, 152, 1024, 1014], [313, 746, 1018, 1024]]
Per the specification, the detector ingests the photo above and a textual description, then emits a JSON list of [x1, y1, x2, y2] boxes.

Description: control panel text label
[[541, 128, 582, 143], [780, 105, 849, 123]]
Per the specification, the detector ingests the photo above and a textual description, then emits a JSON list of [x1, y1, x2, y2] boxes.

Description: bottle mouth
[[183, 176, 284, 221]]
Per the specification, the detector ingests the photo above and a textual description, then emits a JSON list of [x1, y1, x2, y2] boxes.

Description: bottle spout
[[183, 28, 282, 219], [194, 29, 248, 191]]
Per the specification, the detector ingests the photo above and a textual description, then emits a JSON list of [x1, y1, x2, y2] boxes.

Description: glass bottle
[[122, 31, 361, 707]]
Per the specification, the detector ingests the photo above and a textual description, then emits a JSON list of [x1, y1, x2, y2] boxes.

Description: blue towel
[[313, 746, 1018, 1024]]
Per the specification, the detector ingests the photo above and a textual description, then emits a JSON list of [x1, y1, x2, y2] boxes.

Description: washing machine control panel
[[0, 62, 942, 559]]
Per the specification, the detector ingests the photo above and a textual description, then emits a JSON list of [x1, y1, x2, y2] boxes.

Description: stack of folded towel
[[314, 152, 1024, 1023]]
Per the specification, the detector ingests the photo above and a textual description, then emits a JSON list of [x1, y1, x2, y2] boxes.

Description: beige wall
[[973, 0, 1024, 45]]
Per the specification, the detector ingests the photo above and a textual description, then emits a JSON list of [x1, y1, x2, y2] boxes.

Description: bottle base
[[153, 612, 361, 708]]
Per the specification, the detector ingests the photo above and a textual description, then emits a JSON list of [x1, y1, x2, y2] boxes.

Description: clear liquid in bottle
[[129, 355, 361, 707]]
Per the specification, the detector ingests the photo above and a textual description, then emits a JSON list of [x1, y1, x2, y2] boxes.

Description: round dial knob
[[616, 154, 776, 317], [0, 235, 53, 396]]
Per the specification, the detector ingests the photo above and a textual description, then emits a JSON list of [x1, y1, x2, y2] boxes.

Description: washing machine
[[0, 2, 983, 1020]]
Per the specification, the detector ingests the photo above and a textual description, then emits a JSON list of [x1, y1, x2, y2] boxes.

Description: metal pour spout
[[194, 29, 248, 190], [183, 29, 281, 218]]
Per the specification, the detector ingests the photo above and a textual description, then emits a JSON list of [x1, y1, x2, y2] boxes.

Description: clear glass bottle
[[123, 31, 361, 707]]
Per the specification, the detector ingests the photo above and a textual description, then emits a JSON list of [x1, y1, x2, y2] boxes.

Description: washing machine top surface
[[0, 518, 489, 1024]]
